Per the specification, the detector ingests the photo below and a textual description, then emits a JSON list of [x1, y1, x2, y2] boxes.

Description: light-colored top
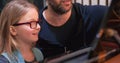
[[1, 47, 44, 63]]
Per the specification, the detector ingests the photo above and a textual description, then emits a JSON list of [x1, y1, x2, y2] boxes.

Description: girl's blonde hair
[[0, 0, 38, 54]]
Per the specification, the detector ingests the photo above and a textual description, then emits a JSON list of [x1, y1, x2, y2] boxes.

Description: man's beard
[[49, 2, 72, 15]]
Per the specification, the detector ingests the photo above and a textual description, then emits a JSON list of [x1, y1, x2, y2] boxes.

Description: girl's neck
[[19, 46, 35, 62]]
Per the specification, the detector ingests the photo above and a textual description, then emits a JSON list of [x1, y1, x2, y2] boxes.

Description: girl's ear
[[10, 26, 17, 36]]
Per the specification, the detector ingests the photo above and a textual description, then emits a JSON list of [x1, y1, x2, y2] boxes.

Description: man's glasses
[[13, 21, 40, 29]]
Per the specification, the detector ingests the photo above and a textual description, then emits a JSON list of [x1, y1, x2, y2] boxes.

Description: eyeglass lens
[[30, 21, 39, 29]]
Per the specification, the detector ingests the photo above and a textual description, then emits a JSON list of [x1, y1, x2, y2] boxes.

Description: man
[[37, 0, 108, 58]]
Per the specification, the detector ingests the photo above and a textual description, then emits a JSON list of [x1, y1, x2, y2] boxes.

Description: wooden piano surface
[[105, 54, 120, 63]]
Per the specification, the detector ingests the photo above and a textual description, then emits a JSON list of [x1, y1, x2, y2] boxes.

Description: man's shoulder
[[72, 3, 84, 9], [88, 5, 107, 11], [73, 3, 107, 16], [73, 3, 107, 11]]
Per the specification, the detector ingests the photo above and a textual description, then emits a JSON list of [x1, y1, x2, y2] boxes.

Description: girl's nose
[[36, 23, 41, 31]]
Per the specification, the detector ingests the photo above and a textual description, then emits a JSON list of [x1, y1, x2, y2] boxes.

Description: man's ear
[[10, 26, 17, 36]]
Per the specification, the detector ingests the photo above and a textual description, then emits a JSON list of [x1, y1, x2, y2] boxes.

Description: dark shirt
[[37, 3, 108, 58], [47, 7, 78, 45]]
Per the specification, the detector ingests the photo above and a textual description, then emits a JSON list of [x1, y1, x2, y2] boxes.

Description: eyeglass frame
[[12, 21, 40, 29]]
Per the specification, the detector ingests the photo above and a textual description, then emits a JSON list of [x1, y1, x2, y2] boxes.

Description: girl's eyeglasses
[[13, 21, 40, 29]]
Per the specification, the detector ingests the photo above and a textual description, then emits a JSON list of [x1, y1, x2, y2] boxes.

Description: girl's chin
[[33, 38, 38, 42]]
